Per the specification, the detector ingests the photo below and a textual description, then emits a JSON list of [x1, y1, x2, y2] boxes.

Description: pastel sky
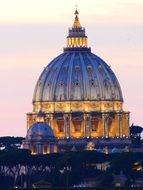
[[0, 0, 143, 136]]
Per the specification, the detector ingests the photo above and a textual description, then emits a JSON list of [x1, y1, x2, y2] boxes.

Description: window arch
[[91, 117, 99, 132]]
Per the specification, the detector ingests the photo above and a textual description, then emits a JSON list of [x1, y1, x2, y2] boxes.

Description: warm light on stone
[[23, 10, 130, 154]]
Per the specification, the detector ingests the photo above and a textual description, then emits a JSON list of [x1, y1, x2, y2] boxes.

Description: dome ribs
[[42, 56, 63, 101], [67, 53, 76, 100], [93, 54, 123, 101], [79, 52, 88, 100], [51, 54, 69, 101], [33, 52, 123, 102], [86, 53, 103, 100]]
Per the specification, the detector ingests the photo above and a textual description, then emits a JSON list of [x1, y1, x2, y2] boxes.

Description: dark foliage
[[130, 125, 143, 147], [130, 125, 143, 135], [0, 150, 143, 188], [0, 136, 25, 147]]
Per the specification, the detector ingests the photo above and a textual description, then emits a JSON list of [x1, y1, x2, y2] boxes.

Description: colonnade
[[44, 112, 129, 138], [23, 141, 57, 154]]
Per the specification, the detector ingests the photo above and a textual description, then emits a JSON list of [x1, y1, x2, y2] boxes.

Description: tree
[[0, 136, 25, 148], [130, 125, 143, 147]]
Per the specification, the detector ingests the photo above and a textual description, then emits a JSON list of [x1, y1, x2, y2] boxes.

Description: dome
[[111, 147, 121, 153], [26, 122, 54, 140], [24, 10, 130, 154], [33, 10, 123, 103], [33, 50, 123, 102]]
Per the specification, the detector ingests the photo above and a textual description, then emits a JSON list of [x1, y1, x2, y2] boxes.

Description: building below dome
[[24, 10, 130, 154], [23, 113, 57, 154]]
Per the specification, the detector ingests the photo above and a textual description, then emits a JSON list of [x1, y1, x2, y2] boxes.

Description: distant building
[[23, 10, 130, 154], [23, 111, 57, 154]]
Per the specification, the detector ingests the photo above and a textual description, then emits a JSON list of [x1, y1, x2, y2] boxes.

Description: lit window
[[91, 118, 99, 132], [73, 120, 81, 132], [57, 120, 64, 133]]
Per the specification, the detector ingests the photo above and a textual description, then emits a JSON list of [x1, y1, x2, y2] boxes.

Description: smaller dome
[[111, 147, 121, 153], [26, 122, 54, 140]]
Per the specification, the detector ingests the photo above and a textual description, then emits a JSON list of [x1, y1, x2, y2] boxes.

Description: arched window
[[57, 120, 64, 133], [32, 145, 37, 154], [73, 119, 82, 132], [107, 117, 112, 127], [43, 145, 50, 154], [106, 117, 112, 137], [91, 118, 99, 132]]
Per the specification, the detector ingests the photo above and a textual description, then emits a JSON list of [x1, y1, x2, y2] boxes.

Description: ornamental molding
[[33, 101, 123, 113]]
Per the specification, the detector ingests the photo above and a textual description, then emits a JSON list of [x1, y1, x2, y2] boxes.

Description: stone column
[[64, 114, 67, 138], [85, 114, 90, 138], [40, 143, 43, 154], [37, 143, 43, 154], [68, 114, 71, 138], [83, 114, 87, 138], [54, 144, 58, 153], [36, 143, 39, 154], [120, 114, 124, 137], [64, 114, 71, 138], [102, 113, 106, 137], [117, 113, 122, 137], [50, 144, 55, 153], [126, 113, 130, 137], [103, 113, 111, 137], [46, 143, 50, 154]]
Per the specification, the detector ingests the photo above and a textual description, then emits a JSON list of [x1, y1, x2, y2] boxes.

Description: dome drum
[[32, 101, 123, 113], [26, 111, 129, 140]]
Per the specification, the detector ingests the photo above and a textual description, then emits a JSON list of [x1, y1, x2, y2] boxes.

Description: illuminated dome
[[26, 122, 54, 140], [33, 11, 123, 103], [24, 10, 130, 154], [33, 51, 123, 102]]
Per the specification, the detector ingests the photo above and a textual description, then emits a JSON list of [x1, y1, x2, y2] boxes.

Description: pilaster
[[118, 113, 122, 137], [64, 114, 71, 138], [102, 113, 106, 137]]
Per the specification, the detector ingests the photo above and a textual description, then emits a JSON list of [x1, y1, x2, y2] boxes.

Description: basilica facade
[[23, 10, 130, 154]]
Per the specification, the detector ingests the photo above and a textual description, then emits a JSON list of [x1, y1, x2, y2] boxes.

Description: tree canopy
[[130, 125, 143, 135]]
